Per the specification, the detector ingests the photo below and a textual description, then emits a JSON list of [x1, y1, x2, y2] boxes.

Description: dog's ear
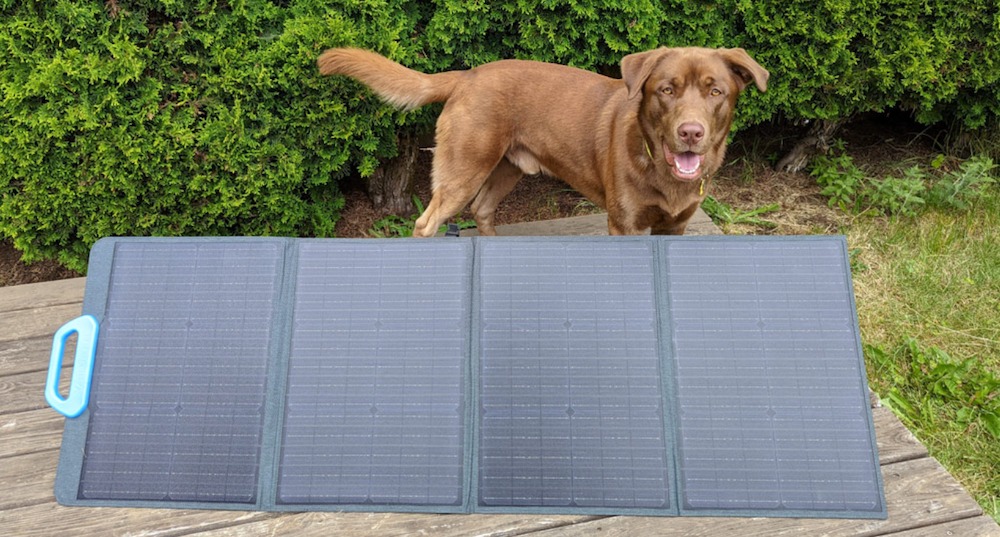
[[621, 48, 668, 100], [719, 48, 769, 92]]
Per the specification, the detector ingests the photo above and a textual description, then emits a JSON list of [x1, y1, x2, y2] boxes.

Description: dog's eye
[[710, 88, 723, 97], [661, 87, 674, 95]]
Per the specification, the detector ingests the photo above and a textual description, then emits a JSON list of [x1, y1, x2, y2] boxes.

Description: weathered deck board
[[458, 210, 718, 237], [0, 367, 70, 414], [195, 513, 605, 537], [1, 214, 997, 536], [0, 449, 59, 510], [871, 406, 928, 463], [0, 335, 73, 376], [888, 516, 1000, 537], [0, 408, 66, 459], [0, 277, 84, 312], [0, 503, 279, 537], [0, 303, 83, 343]]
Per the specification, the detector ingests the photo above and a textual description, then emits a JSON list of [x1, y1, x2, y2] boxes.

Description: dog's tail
[[318, 48, 462, 111]]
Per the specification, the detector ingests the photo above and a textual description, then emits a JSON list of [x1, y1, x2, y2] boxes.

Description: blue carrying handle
[[45, 315, 99, 418]]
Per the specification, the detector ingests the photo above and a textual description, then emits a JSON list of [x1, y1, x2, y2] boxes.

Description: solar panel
[[664, 239, 883, 516], [51, 236, 885, 518], [77, 241, 284, 503], [477, 239, 670, 512], [277, 241, 471, 507]]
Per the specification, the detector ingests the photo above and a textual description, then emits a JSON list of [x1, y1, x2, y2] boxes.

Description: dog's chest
[[623, 177, 700, 229]]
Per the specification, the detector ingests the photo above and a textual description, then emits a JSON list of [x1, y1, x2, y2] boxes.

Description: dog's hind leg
[[412, 194, 463, 237], [413, 145, 505, 238], [412, 107, 512, 237], [469, 158, 523, 236]]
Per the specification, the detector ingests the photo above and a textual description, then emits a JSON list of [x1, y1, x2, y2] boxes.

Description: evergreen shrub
[[2, 0, 997, 270]]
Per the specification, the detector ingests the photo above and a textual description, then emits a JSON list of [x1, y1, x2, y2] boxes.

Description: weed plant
[[701, 195, 780, 230], [810, 142, 996, 217], [367, 196, 475, 237]]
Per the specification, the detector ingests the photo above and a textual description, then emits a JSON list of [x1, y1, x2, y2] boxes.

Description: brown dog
[[318, 47, 768, 236]]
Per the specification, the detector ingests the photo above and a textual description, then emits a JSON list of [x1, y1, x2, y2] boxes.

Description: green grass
[[847, 187, 1000, 521], [701, 195, 780, 230]]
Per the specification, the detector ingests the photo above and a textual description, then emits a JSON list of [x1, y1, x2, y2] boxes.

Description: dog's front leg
[[649, 212, 693, 235], [650, 222, 688, 235], [605, 212, 630, 235], [606, 216, 646, 236]]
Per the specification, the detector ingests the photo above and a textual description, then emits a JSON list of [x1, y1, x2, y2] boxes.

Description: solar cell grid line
[[277, 240, 471, 509], [662, 238, 884, 516], [476, 239, 672, 513], [77, 241, 284, 504]]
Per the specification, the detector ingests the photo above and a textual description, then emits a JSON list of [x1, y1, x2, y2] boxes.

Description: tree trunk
[[775, 119, 845, 173], [367, 132, 420, 216]]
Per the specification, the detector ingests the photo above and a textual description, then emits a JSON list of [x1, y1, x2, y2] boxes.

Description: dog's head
[[622, 47, 768, 183]]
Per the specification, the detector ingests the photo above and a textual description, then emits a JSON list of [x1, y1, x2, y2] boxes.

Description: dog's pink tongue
[[674, 152, 701, 172]]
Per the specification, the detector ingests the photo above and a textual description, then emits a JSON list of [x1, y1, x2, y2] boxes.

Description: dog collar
[[647, 139, 706, 196]]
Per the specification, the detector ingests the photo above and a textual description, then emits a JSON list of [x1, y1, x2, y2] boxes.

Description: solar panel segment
[[78, 241, 284, 503], [277, 241, 471, 508], [477, 239, 671, 511], [663, 239, 883, 516]]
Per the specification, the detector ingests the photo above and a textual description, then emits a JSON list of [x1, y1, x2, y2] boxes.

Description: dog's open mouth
[[663, 147, 704, 182]]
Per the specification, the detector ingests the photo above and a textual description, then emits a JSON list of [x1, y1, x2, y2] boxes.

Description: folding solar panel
[[476, 240, 671, 513], [277, 240, 471, 510], [55, 239, 287, 509], [48, 235, 885, 519], [663, 239, 883, 516]]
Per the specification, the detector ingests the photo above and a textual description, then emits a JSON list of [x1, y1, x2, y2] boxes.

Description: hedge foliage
[[2, 0, 999, 270], [1, 0, 430, 270]]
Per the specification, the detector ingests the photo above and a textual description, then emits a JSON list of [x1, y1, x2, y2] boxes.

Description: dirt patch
[[707, 114, 942, 235], [0, 239, 80, 287], [710, 155, 848, 235], [1, 113, 940, 286]]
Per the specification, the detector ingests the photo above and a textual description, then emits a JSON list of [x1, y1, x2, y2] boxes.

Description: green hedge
[[735, 0, 1000, 128], [0, 0, 431, 271], [424, 0, 1000, 129], [2, 0, 998, 271]]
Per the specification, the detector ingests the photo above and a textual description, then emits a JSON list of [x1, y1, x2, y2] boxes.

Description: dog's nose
[[678, 122, 705, 144]]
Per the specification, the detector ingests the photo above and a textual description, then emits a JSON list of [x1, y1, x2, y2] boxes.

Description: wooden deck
[[2, 211, 998, 536]]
